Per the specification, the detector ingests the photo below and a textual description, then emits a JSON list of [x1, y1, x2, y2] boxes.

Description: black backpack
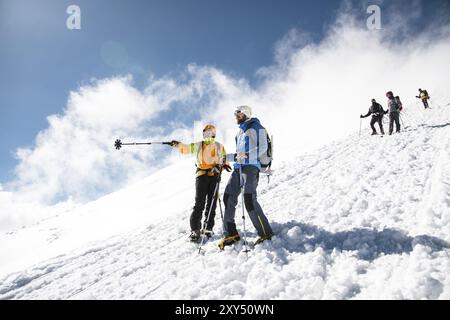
[[395, 96, 403, 111]]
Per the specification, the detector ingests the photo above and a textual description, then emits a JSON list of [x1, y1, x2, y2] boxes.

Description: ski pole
[[399, 114, 406, 131], [359, 118, 362, 137], [198, 166, 223, 254], [114, 139, 172, 150], [218, 194, 225, 239], [239, 167, 250, 259], [417, 99, 428, 124], [415, 99, 424, 111], [260, 169, 272, 184]]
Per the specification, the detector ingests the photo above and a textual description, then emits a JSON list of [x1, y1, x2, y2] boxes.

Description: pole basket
[[114, 139, 122, 150]]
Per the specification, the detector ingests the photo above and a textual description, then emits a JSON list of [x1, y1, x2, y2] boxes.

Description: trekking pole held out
[[198, 166, 223, 254], [114, 139, 172, 150]]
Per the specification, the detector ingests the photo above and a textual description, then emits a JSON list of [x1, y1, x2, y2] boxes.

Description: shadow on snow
[[427, 122, 450, 129], [267, 220, 450, 262]]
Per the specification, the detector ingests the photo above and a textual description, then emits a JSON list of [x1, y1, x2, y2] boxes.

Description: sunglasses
[[234, 110, 243, 116]]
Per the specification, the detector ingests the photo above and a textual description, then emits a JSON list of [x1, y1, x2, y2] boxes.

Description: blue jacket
[[230, 118, 268, 171]]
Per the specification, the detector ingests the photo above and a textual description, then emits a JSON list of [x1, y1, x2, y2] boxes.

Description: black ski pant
[[191, 174, 219, 232], [370, 115, 384, 134], [389, 112, 401, 134], [422, 99, 429, 109]]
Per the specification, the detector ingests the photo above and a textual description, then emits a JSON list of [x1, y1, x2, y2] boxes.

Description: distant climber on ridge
[[360, 99, 386, 135], [386, 91, 401, 135], [416, 88, 430, 109]]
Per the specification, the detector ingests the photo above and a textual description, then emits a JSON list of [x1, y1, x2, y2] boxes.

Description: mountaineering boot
[[202, 229, 213, 239], [218, 234, 241, 250], [255, 234, 273, 245], [371, 132, 378, 135], [189, 230, 201, 242]]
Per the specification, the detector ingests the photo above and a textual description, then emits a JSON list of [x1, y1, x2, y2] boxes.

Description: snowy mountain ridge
[[0, 100, 449, 300]]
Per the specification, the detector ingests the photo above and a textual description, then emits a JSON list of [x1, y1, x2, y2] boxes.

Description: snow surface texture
[[0, 100, 449, 300]]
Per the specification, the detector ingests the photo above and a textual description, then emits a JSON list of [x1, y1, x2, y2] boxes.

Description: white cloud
[[8, 76, 169, 203], [2, 5, 450, 231]]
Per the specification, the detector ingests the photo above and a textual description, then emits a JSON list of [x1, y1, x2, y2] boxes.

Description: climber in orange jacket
[[169, 125, 231, 242]]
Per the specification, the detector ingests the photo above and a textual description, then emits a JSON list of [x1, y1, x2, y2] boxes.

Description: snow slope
[[1, 101, 449, 300]]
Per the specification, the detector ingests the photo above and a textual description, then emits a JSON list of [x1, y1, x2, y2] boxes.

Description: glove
[[360, 115, 364, 118], [236, 152, 248, 162], [223, 164, 232, 172], [169, 140, 180, 147]]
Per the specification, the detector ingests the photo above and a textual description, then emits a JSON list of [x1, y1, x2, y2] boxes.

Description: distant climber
[[360, 99, 386, 135], [416, 88, 430, 109], [385, 91, 401, 135]]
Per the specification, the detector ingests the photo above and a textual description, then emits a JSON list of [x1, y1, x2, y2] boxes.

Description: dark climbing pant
[[370, 115, 384, 134], [389, 112, 401, 134], [222, 166, 273, 238], [422, 99, 429, 109], [191, 174, 219, 231]]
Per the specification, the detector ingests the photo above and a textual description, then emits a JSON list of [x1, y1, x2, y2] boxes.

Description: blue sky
[[0, 0, 449, 184], [0, 0, 340, 182]]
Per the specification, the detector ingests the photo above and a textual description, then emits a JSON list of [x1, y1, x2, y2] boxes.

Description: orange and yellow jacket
[[177, 139, 228, 176]]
